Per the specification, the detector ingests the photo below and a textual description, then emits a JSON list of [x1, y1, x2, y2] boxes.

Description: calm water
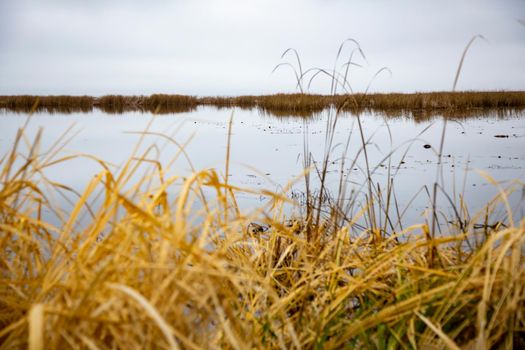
[[1, 107, 524, 227]]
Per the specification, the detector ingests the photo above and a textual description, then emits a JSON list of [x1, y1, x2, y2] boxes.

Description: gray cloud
[[1, 0, 524, 95]]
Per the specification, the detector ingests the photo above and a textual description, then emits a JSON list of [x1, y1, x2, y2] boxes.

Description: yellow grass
[[0, 122, 524, 349]]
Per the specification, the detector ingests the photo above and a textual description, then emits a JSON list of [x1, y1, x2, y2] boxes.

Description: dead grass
[[0, 120, 524, 349], [337, 91, 525, 110], [96, 94, 198, 114], [1, 36, 524, 348], [2, 91, 524, 118], [0, 95, 94, 113]]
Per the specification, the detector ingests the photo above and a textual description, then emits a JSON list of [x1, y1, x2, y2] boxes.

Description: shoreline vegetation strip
[[1, 91, 525, 117]]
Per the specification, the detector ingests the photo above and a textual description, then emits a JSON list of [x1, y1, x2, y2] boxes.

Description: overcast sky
[[1, 0, 524, 96]]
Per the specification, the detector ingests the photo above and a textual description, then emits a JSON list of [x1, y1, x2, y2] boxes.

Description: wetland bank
[[2, 91, 525, 116], [2, 0, 525, 348], [1, 92, 525, 348]]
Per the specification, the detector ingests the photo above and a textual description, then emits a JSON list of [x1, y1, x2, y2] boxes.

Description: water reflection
[[1, 106, 524, 228], [2, 104, 523, 122], [0, 104, 199, 115]]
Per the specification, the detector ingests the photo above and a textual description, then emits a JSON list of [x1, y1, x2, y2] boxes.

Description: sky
[[1, 0, 524, 96]]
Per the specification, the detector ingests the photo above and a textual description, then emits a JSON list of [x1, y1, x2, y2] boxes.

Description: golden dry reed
[[1, 120, 524, 349], [1, 91, 524, 118]]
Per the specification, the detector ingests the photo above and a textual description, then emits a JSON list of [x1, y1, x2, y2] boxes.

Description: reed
[[1, 37, 524, 348], [96, 94, 198, 114], [96, 95, 133, 113], [142, 94, 198, 113], [0, 95, 94, 113], [337, 91, 525, 110], [2, 91, 524, 118]]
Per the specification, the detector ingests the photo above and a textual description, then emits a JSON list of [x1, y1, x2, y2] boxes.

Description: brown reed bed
[[95, 94, 198, 114], [3, 36, 523, 348], [1, 91, 524, 118], [336, 91, 525, 110], [0, 95, 94, 113]]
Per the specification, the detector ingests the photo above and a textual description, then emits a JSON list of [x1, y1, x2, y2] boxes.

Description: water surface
[[1, 107, 524, 227]]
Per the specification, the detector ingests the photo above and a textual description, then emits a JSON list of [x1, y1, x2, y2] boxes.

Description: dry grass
[[96, 94, 198, 114], [0, 95, 198, 115], [336, 91, 525, 113], [2, 91, 524, 118], [3, 35, 524, 348], [1, 119, 524, 349], [0, 95, 94, 113]]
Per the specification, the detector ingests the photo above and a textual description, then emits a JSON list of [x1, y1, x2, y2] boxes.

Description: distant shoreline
[[1, 91, 525, 118]]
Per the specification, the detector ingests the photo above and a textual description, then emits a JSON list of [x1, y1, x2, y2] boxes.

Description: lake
[[1, 106, 524, 228]]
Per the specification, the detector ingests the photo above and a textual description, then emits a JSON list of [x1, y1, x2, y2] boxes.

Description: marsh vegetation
[[1, 37, 525, 349], [2, 91, 525, 118], [0, 113, 524, 348]]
